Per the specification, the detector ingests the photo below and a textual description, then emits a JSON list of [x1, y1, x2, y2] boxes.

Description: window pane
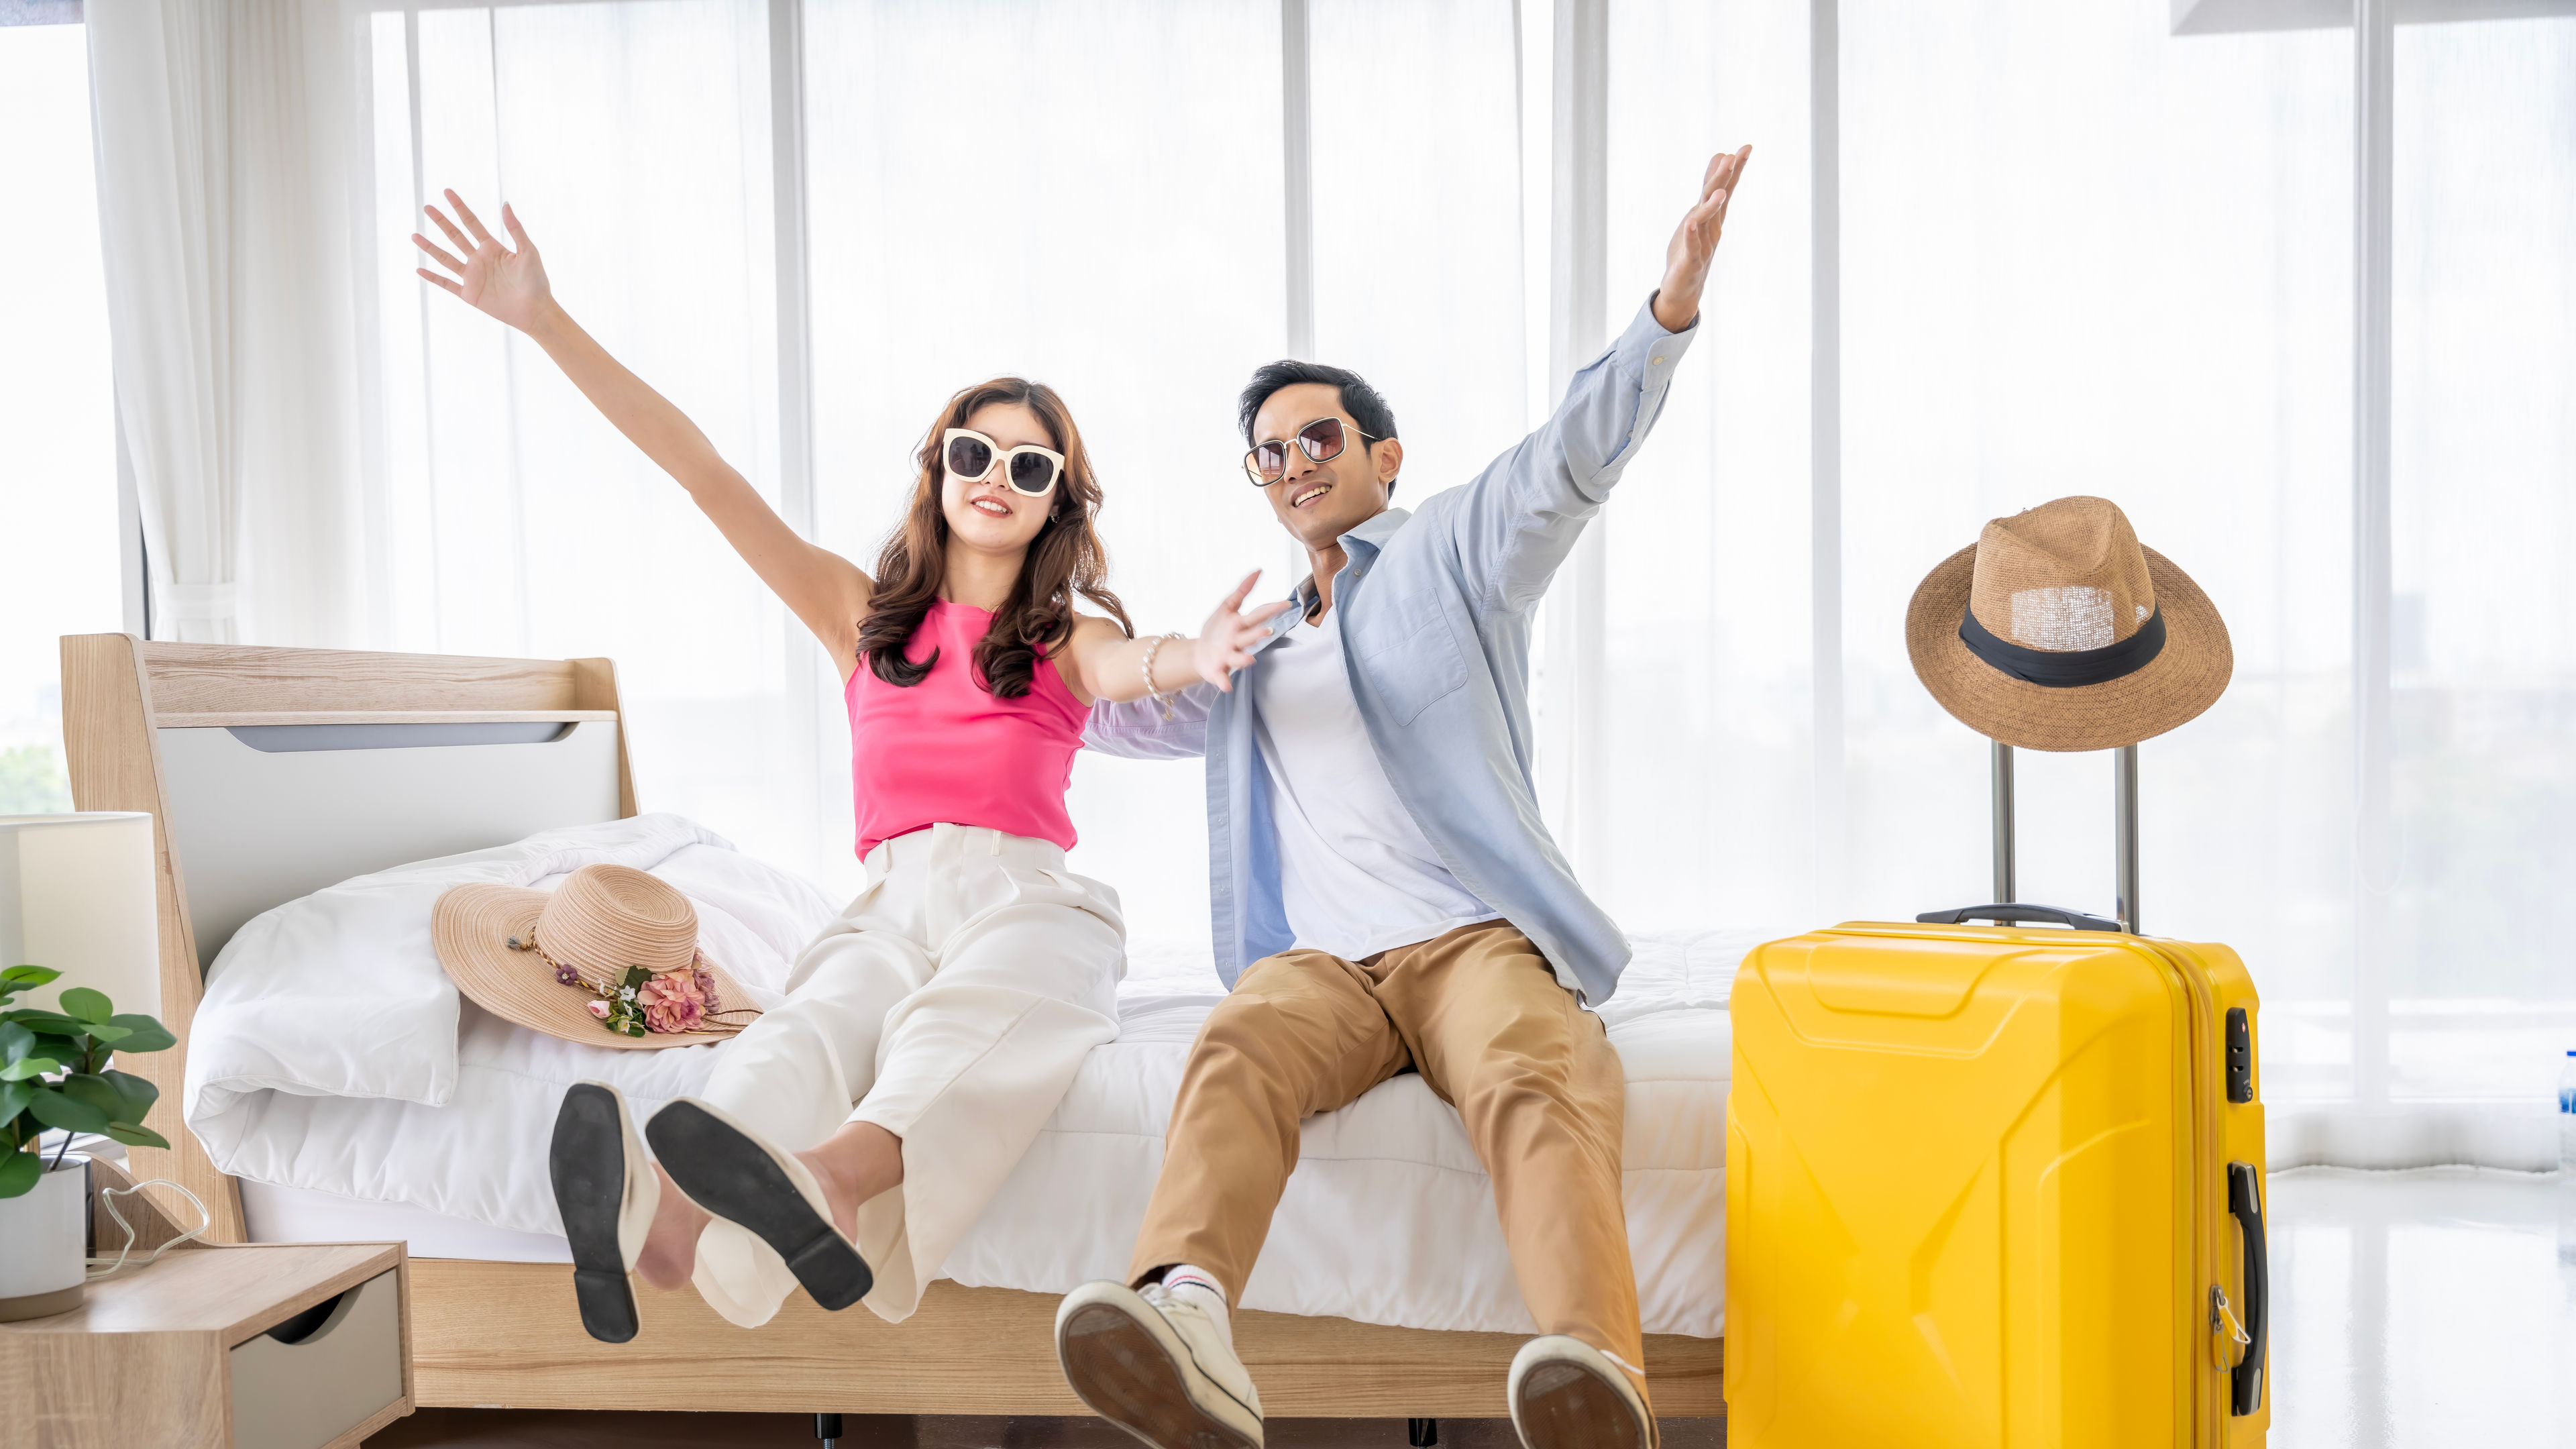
[[2386, 15, 2576, 1099], [0, 21, 122, 813], [1597, 0, 1815, 934], [368, 3, 814, 875], [803, 0, 1286, 928], [1839, 0, 2355, 1097], [1310, 0, 1526, 523]]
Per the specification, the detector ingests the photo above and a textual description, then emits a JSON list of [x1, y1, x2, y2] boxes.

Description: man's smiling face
[[1250, 382, 1403, 554]]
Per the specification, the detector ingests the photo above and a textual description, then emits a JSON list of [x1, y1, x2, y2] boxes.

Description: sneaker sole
[[645, 1099, 873, 1312], [549, 1083, 639, 1344], [1512, 1358, 1652, 1449], [1059, 1300, 1260, 1449]]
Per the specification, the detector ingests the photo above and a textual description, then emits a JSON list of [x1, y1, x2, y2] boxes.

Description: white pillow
[[184, 814, 837, 1120]]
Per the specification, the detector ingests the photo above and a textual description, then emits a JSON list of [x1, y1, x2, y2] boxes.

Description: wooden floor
[[365, 1410, 1727, 1448]]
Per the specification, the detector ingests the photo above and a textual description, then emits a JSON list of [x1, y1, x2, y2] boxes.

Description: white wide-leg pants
[[685, 822, 1123, 1325]]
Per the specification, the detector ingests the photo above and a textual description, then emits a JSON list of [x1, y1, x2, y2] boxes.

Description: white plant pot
[[0, 1153, 89, 1321]]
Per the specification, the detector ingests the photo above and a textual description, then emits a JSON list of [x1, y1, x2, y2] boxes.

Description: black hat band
[[1960, 604, 2166, 688]]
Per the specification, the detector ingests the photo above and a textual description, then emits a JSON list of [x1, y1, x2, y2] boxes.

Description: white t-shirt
[[1248, 609, 1500, 961]]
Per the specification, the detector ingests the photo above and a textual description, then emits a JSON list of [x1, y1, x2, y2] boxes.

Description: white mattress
[[191, 820, 1746, 1337]]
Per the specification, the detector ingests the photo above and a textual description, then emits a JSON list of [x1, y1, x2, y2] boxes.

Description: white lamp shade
[[0, 813, 159, 1022]]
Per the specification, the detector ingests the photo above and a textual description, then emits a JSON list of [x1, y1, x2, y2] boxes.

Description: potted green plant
[[1, 963, 176, 1320]]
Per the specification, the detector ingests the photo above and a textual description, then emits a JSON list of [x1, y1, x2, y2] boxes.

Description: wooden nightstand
[[3, 1238, 413, 1449]]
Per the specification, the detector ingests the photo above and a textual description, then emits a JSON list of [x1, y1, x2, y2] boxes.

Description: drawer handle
[[265, 1288, 355, 1346]]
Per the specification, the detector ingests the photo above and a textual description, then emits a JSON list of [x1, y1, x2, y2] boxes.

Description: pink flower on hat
[[586, 999, 611, 1020], [637, 969, 708, 1035]]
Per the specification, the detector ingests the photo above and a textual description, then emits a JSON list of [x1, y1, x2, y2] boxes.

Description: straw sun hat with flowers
[[1905, 495, 2232, 753], [433, 864, 759, 1047]]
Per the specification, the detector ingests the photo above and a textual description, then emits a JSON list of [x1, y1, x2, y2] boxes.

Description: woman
[[413, 191, 1285, 1340]]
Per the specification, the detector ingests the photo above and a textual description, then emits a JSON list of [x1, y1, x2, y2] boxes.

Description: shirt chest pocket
[[1349, 587, 1471, 727]]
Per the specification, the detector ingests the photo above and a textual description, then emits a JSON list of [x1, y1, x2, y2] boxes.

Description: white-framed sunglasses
[[944, 428, 1064, 496]]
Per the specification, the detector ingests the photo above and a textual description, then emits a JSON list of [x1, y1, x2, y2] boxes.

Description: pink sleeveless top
[[845, 600, 1087, 859]]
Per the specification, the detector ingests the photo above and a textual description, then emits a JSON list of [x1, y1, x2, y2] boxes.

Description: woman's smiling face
[[941, 400, 1058, 555]]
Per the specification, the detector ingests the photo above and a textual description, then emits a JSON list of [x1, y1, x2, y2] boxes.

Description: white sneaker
[[1056, 1279, 1265, 1449], [1508, 1335, 1658, 1449]]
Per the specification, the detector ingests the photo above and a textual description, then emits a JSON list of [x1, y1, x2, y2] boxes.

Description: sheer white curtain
[[1596, 0, 1815, 936], [341, 0, 1532, 934], [796, 0, 1531, 938], [1582, 0, 2574, 1167], [356, 1, 816, 876], [87, 0, 367, 647], [1309, 0, 1528, 531], [314, 0, 2571, 1163], [2381, 16, 2576, 1112], [798, 0, 1292, 925], [1834, 1, 2357, 1079]]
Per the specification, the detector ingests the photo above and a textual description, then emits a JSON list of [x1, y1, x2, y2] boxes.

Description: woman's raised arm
[[415, 190, 871, 676]]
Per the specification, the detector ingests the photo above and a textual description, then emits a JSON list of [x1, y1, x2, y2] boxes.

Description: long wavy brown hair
[[856, 378, 1133, 697]]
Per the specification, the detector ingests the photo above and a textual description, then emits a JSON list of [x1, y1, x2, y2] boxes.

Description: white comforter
[[187, 816, 1741, 1337]]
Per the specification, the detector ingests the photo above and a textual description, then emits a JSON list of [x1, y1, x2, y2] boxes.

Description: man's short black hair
[[1238, 360, 1399, 455]]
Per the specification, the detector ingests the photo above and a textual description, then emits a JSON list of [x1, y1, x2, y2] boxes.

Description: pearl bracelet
[[1140, 633, 1186, 720]]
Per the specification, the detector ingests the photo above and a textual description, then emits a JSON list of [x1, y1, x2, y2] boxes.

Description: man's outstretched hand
[[1652, 146, 1751, 333]]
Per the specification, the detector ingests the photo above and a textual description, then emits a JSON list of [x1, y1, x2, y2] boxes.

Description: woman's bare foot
[[794, 1121, 903, 1244], [633, 1163, 709, 1290]]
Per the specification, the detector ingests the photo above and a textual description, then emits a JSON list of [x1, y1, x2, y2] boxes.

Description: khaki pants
[[1129, 918, 1644, 1382]]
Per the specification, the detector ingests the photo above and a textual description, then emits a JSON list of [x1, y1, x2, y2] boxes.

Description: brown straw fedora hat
[[1905, 496, 2232, 752], [433, 865, 759, 1050]]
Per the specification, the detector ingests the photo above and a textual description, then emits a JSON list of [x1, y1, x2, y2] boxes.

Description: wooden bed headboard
[[58, 634, 639, 1242]]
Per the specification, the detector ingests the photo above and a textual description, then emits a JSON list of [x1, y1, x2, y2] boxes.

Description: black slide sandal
[[550, 1081, 644, 1344], [646, 1098, 873, 1311]]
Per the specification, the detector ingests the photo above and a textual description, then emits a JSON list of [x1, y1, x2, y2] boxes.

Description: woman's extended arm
[[414, 190, 871, 676], [1059, 570, 1293, 706]]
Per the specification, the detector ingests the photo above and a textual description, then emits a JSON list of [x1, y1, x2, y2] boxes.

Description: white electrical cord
[[86, 1178, 213, 1281]]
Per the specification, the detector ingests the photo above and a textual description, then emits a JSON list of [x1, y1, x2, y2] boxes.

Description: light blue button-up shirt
[[1085, 296, 1699, 1004]]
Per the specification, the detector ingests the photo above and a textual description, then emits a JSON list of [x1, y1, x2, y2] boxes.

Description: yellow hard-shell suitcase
[[1725, 745, 2267, 1447]]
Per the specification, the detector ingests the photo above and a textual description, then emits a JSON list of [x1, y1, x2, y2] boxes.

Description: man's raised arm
[[1449, 146, 1750, 615]]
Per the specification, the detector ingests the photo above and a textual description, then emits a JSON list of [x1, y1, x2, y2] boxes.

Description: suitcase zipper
[[2137, 936, 2233, 1448], [2210, 1284, 2251, 1355]]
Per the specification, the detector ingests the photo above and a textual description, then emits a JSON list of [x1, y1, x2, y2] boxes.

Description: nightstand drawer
[[229, 1269, 404, 1449]]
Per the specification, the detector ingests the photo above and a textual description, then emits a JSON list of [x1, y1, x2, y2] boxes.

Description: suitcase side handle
[[1915, 903, 2125, 932], [2228, 1161, 2269, 1415]]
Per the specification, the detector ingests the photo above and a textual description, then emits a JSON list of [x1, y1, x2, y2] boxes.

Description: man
[[1056, 145, 1751, 1449]]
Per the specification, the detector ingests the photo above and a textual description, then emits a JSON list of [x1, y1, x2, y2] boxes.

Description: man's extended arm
[[1448, 146, 1749, 614], [1085, 680, 1220, 761]]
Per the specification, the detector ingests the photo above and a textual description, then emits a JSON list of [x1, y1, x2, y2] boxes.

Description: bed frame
[[58, 634, 1725, 1418]]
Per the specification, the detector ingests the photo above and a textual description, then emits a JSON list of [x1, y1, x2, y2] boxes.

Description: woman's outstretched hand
[[414, 189, 552, 332], [1193, 570, 1294, 692]]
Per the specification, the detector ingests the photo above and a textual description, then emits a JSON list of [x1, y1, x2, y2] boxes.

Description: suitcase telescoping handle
[[1916, 903, 2125, 932], [1916, 740, 2143, 934]]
